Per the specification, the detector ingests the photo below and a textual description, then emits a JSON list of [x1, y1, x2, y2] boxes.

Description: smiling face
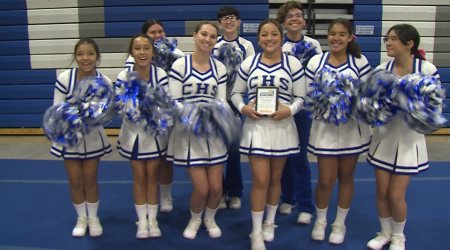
[[193, 24, 218, 53], [131, 36, 154, 68], [146, 24, 165, 41], [75, 43, 98, 73], [282, 8, 306, 33], [258, 22, 282, 54], [327, 23, 353, 54], [385, 29, 413, 58], [218, 15, 241, 34]]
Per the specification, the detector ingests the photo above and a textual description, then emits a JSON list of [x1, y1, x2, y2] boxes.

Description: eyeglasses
[[383, 36, 398, 43], [286, 13, 303, 19], [219, 16, 237, 22]]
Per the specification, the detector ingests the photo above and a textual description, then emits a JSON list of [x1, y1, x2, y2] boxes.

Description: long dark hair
[[386, 24, 424, 60], [72, 37, 101, 66], [141, 19, 164, 34], [328, 18, 361, 58], [127, 34, 156, 63]]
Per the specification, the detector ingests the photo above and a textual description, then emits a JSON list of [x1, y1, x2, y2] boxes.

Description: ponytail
[[347, 40, 361, 58], [412, 49, 426, 60]]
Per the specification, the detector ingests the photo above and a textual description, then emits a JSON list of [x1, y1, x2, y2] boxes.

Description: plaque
[[255, 87, 279, 115]]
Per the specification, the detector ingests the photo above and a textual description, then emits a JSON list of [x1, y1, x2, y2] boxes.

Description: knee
[[209, 183, 222, 197], [317, 178, 335, 191], [388, 191, 405, 206], [338, 175, 354, 186], [268, 176, 281, 188], [133, 175, 147, 188], [195, 185, 209, 200], [69, 177, 84, 190], [253, 176, 269, 190], [83, 178, 98, 190]]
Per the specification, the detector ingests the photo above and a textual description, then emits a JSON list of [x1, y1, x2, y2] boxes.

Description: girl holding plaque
[[231, 19, 306, 250], [305, 18, 372, 244]]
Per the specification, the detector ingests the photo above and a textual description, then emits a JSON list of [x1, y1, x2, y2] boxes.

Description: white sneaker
[[88, 217, 103, 237], [367, 232, 392, 250], [311, 219, 327, 241], [279, 203, 295, 215], [250, 231, 266, 250], [160, 197, 173, 213], [229, 197, 241, 209], [297, 212, 313, 224], [183, 219, 202, 239], [218, 194, 227, 209], [72, 216, 88, 237], [389, 233, 406, 250], [204, 218, 222, 238], [262, 220, 278, 242], [148, 219, 162, 237], [328, 222, 346, 244], [135, 219, 149, 239]]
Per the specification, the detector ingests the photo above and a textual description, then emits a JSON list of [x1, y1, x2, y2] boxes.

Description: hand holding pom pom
[[355, 69, 399, 126], [305, 67, 357, 125], [286, 41, 318, 68], [43, 103, 85, 147], [397, 73, 447, 134], [115, 72, 148, 122], [154, 38, 182, 73], [213, 43, 243, 86]]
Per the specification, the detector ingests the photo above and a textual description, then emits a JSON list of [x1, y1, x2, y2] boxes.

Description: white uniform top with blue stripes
[[281, 34, 323, 54], [212, 36, 256, 100], [166, 55, 229, 167], [125, 49, 184, 70], [51, 68, 113, 159], [116, 64, 169, 161], [306, 52, 373, 156], [231, 53, 306, 157], [367, 58, 440, 174]]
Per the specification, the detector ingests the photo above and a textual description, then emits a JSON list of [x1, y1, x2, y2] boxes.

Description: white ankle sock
[[204, 206, 218, 221], [265, 204, 278, 223], [392, 219, 406, 235], [160, 183, 172, 199], [73, 202, 87, 218], [251, 211, 264, 232], [334, 206, 349, 225], [147, 204, 158, 221], [316, 206, 328, 221], [190, 210, 203, 221], [135, 204, 148, 221], [379, 217, 392, 234], [86, 200, 99, 218]]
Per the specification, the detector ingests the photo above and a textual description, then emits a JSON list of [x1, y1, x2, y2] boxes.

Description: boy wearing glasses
[[276, 0, 322, 225], [213, 6, 255, 211]]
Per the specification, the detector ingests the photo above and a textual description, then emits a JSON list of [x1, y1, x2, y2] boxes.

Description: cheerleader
[[366, 24, 439, 250], [125, 19, 184, 70], [277, 0, 322, 223], [231, 19, 306, 250], [125, 19, 184, 213], [213, 5, 256, 210], [50, 38, 112, 237], [167, 21, 227, 239], [306, 18, 372, 244], [116, 34, 169, 239]]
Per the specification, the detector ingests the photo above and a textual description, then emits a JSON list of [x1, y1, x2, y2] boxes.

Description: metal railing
[[305, 0, 317, 38]]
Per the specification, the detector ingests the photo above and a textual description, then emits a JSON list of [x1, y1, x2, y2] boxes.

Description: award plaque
[[255, 87, 279, 115]]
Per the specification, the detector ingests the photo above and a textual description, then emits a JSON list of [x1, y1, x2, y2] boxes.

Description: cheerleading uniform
[[279, 34, 322, 214], [166, 55, 228, 167], [306, 52, 372, 156], [116, 65, 169, 161], [367, 58, 440, 174], [50, 68, 113, 159], [231, 53, 306, 157], [125, 49, 184, 70]]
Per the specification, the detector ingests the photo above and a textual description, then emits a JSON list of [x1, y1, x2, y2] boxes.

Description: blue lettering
[[279, 78, 289, 91], [262, 75, 275, 87], [182, 84, 192, 95], [211, 85, 217, 96], [249, 76, 259, 89], [196, 83, 210, 94]]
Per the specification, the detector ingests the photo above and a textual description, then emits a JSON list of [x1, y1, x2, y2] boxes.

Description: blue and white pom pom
[[305, 67, 356, 125], [355, 69, 399, 126], [42, 103, 85, 147], [115, 71, 148, 122], [286, 40, 318, 68], [154, 37, 182, 72], [178, 99, 242, 150], [397, 73, 447, 134], [72, 76, 116, 127], [140, 85, 177, 137], [213, 43, 243, 86]]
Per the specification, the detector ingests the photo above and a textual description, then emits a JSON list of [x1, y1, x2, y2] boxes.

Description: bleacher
[[0, 0, 449, 131]]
